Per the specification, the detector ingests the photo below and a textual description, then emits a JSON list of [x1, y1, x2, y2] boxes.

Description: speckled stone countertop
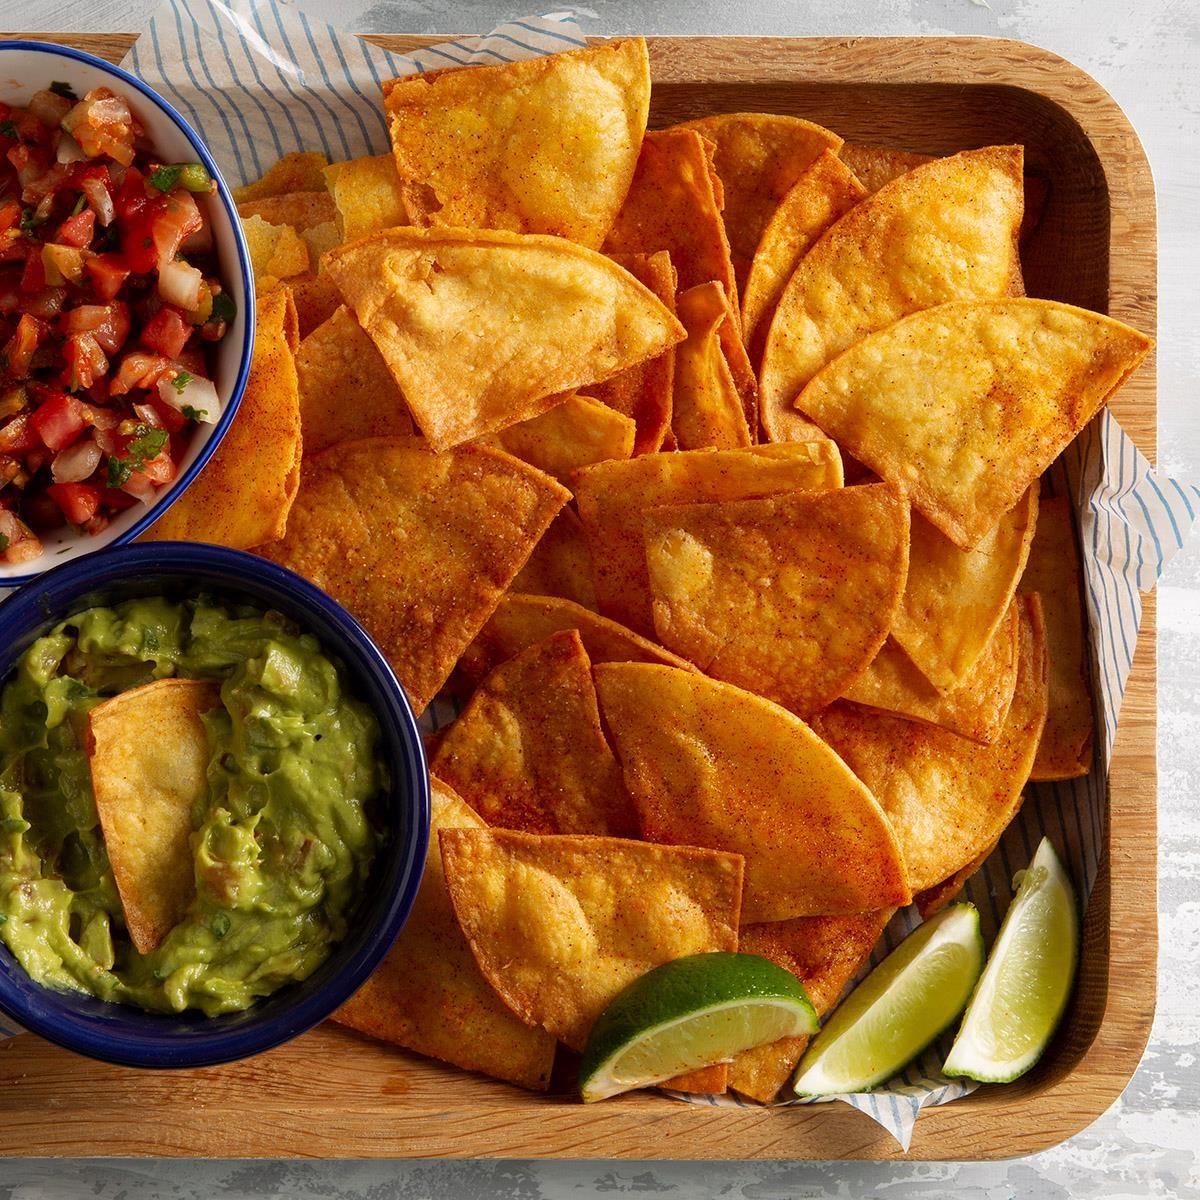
[[1, 1, 1197, 1196]]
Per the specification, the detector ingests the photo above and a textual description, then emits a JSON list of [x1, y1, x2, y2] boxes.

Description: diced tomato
[[0, 414, 40, 454], [56, 208, 95, 248], [150, 192, 203, 266], [114, 166, 149, 222], [46, 481, 102, 525], [139, 306, 191, 359], [0, 509, 42, 564], [19, 253, 45, 294], [0, 201, 20, 235], [7, 142, 50, 193], [61, 89, 141, 168], [2, 314, 46, 378], [135, 397, 187, 434], [14, 109, 53, 146], [108, 351, 173, 395], [24, 288, 68, 320], [84, 253, 130, 301], [29, 391, 89, 451], [62, 333, 109, 391], [122, 448, 176, 500], [121, 202, 163, 274], [63, 302, 130, 355]]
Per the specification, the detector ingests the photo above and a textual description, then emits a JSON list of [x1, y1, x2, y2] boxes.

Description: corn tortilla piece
[[233, 151, 330, 203], [439, 827, 744, 1051], [645, 484, 909, 718], [838, 143, 935, 194], [324, 153, 408, 241], [596, 664, 911, 923], [1020, 495, 1094, 779], [333, 778, 555, 1090], [86, 679, 220, 955], [241, 214, 310, 290], [384, 39, 649, 250], [665, 1065, 729, 1095], [288, 271, 343, 339], [512, 508, 598, 611], [760, 146, 1026, 443], [914, 839, 1000, 919], [811, 594, 1048, 895], [259, 437, 568, 714], [324, 227, 685, 452], [574, 442, 844, 637], [237, 190, 338, 231]]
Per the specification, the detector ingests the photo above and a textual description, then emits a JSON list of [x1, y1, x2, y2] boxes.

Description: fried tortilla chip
[[383, 39, 649, 249], [1020, 496, 1094, 779], [812, 594, 1048, 894], [574, 442, 844, 636], [324, 153, 408, 241], [334, 778, 556, 1090], [86, 679, 219, 955], [795, 299, 1153, 547], [512, 509, 598, 610], [596, 664, 910, 922], [914, 840, 998, 919], [439, 827, 743, 1050], [838, 144, 935, 194], [324, 228, 685, 451], [233, 151, 330, 203], [645, 484, 909, 717], [760, 146, 1025, 442], [241, 214, 311, 289], [238, 190, 338, 232], [289, 271, 344, 338], [259, 437, 568, 713]]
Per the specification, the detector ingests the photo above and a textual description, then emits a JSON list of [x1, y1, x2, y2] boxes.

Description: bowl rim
[[0, 40, 256, 588]]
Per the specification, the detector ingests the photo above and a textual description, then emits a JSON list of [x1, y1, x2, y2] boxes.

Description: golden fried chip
[[760, 146, 1025, 442], [838, 143, 934, 194], [323, 153, 408, 241], [439, 827, 743, 1050], [241, 214, 310, 288], [86, 679, 219, 955], [596, 664, 910, 922], [233, 151, 330, 203], [574, 442, 844, 636], [811, 594, 1048, 894], [259, 438, 568, 713], [645, 484, 909, 718], [914, 840, 998, 919], [300, 221, 340, 264], [288, 271, 344, 338], [512, 508, 598, 610], [334, 778, 555, 1090], [384, 39, 649, 249], [238, 190, 338, 231], [324, 227, 685, 451]]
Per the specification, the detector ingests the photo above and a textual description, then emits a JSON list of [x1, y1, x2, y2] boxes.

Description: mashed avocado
[[0, 596, 382, 1016]]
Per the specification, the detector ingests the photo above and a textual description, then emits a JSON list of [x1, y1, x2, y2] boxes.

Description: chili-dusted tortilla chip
[[86, 679, 220, 955], [238, 190, 338, 232], [838, 144, 935, 194], [233, 151, 330, 203], [259, 437, 568, 713], [811, 594, 1048, 894], [1020, 496, 1094, 779], [383, 38, 649, 249], [644, 484, 909, 718], [439, 827, 743, 1050], [334, 778, 556, 1090], [324, 154, 408, 241], [324, 228, 685, 452], [596, 664, 911, 922], [574, 442, 844, 636], [914, 840, 998, 919], [289, 271, 344, 338], [512, 509, 598, 610], [795, 299, 1153, 548], [241, 214, 311, 289], [760, 146, 1025, 442], [144, 287, 301, 549]]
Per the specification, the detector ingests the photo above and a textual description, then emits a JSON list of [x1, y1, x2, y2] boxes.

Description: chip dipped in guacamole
[[0, 596, 383, 1017]]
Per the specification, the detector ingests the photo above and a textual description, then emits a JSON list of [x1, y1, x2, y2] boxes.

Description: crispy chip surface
[[289, 271, 344, 338], [324, 153, 409, 241], [238, 190, 338, 231], [838, 144, 935, 194], [241, 214, 311, 288], [914, 840, 998, 919], [596, 664, 911, 922], [233, 151, 330, 202], [511, 509, 598, 610]]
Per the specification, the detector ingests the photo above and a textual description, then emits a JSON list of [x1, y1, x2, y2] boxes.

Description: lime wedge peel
[[792, 903, 984, 1097], [578, 952, 818, 1103], [943, 837, 1079, 1084]]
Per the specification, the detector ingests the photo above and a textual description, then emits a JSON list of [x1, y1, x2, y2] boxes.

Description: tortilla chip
[[596, 664, 910, 922], [512, 508, 598, 610], [439, 827, 743, 1050], [86, 679, 220, 955], [288, 271, 344, 339], [811, 594, 1048, 894], [796, 299, 1153, 547], [323, 227, 685, 452], [666, 1065, 729, 1095], [324, 153, 408, 241], [144, 288, 301, 549], [838, 144, 934, 194], [259, 437, 569, 713], [233, 152, 329, 203], [241, 214, 311, 289], [238, 190, 338, 231], [574, 442, 844, 636], [295, 305, 414, 455], [1020, 496, 1094, 779], [645, 484, 909, 718], [759, 146, 1025, 442], [333, 778, 556, 1089], [914, 840, 997, 919], [383, 39, 649, 249]]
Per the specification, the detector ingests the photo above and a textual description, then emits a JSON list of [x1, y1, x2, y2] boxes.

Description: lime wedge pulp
[[792, 904, 984, 1097], [578, 952, 818, 1102], [943, 838, 1079, 1083]]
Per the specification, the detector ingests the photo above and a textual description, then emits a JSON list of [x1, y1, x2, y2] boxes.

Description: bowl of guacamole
[[0, 543, 429, 1068]]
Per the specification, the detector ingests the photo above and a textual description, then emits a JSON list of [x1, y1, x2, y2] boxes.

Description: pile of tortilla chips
[[157, 36, 1151, 1105]]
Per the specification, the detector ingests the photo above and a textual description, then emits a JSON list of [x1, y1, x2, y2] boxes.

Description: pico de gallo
[[0, 82, 236, 566]]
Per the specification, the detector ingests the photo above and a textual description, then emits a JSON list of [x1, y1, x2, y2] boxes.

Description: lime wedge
[[792, 904, 984, 1096], [578, 952, 818, 1102], [943, 838, 1079, 1083]]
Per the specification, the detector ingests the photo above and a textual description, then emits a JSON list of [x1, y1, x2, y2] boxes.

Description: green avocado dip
[[0, 596, 383, 1017]]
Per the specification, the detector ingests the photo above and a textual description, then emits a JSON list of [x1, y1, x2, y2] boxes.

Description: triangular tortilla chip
[[574, 442, 844, 636], [383, 39, 649, 249], [233, 151, 330, 203], [644, 484, 909, 718], [324, 154, 408, 241], [811, 594, 1048, 894], [238, 190, 337, 231], [512, 508, 598, 611], [87, 679, 220, 954], [289, 271, 343, 339], [914, 840, 998, 919], [259, 437, 568, 714], [439, 827, 743, 1051], [431, 630, 637, 837], [760, 146, 1026, 442], [324, 228, 685, 451], [795, 299, 1153, 547], [241, 214, 311, 288], [838, 144, 935, 194], [596, 664, 911, 922]]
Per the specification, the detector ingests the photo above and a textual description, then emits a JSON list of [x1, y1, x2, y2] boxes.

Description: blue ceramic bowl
[[0, 543, 429, 1068]]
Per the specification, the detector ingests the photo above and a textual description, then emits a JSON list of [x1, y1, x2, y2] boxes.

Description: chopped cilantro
[[171, 370, 193, 394], [182, 405, 208, 422], [210, 292, 237, 322], [19, 206, 47, 233], [71, 193, 87, 216], [106, 426, 169, 488], [211, 912, 231, 939], [0, 119, 16, 139], [49, 81, 78, 100], [149, 164, 183, 193], [0, 533, 8, 552]]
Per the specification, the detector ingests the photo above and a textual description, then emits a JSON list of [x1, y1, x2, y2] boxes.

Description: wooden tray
[[0, 32, 1157, 1161]]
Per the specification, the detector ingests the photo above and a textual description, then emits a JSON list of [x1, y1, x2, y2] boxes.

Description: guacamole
[[0, 596, 382, 1016]]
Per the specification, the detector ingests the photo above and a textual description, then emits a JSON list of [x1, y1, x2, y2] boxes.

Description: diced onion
[[51, 438, 101, 483], [157, 258, 204, 311], [28, 89, 74, 126], [80, 173, 115, 226], [56, 132, 87, 164], [158, 372, 219, 424]]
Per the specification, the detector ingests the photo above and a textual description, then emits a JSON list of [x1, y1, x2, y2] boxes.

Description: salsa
[[0, 82, 236, 566], [0, 596, 382, 1016]]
